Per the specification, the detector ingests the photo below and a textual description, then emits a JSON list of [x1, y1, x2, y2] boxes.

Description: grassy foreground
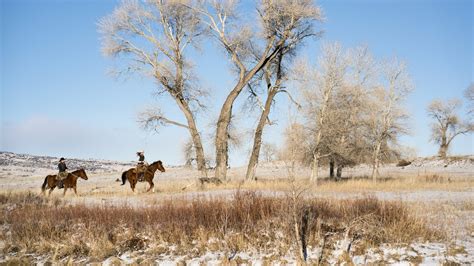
[[136, 175, 474, 195], [0, 191, 440, 264]]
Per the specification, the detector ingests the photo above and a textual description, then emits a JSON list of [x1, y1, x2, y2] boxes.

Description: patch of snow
[[118, 252, 135, 264]]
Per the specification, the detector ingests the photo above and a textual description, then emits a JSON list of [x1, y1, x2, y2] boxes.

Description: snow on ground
[[10, 241, 471, 265], [255, 156, 474, 180], [1, 152, 473, 264]]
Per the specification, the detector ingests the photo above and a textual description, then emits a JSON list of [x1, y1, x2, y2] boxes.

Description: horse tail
[[41, 176, 48, 193], [121, 171, 127, 185]]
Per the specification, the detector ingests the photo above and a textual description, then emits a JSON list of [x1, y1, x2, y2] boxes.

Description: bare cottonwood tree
[[245, 52, 286, 181], [245, 51, 305, 180], [261, 142, 278, 163], [99, 0, 208, 177], [194, 0, 322, 180], [182, 137, 195, 167], [297, 43, 348, 183], [427, 99, 473, 158], [321, 46, 376, 179], [244, 1, 323, 181], [367, 58, 412, 181], [292, 45, 408, 182], [280, 121, 310, 178]]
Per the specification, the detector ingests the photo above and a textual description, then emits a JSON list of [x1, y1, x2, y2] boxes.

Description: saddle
[[136, 162, 148, 182], [56, 172, 68, 189], [57, 171, 68, 180]]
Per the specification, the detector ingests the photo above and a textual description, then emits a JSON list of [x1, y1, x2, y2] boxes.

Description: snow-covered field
[[0, 151, 473, 264]]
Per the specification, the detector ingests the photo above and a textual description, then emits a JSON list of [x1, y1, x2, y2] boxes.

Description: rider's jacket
[[58, 162, 68, 172]]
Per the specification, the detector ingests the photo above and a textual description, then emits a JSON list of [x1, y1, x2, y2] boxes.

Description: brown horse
[[121, 160, 165, 192], [41, 169, 89, 196]]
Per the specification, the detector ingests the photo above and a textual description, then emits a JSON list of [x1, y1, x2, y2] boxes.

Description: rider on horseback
[[57, 157, 68, 188], [136, 150, 148, 182]]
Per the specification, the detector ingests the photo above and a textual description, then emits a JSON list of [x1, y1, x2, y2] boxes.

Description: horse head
[[150, 160, 166, 173], [74, 169, 89, 180]]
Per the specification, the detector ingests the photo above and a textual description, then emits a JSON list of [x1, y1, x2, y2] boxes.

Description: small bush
[[1, 192, 439, 262], [424, 174, 445, 183], [396, 159, 412, 167]]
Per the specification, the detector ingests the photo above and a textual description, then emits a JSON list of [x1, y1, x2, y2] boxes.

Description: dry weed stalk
[[1, 191, 440, 263]]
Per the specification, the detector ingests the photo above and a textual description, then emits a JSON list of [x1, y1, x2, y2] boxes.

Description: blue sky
[[1, 0, 473, 165]]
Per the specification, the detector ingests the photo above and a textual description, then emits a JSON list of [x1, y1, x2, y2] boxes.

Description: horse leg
[[129, 179, 135, 193], [63, 187, 68, 196], [42, 183, 48, 195], [131, 179, 136, 193], [74, 186, 78, 196], [146, 180, 154, 193], [49, 187, 54, 196]]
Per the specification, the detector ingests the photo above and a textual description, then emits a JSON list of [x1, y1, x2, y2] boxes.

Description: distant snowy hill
[[0, 151, 135, 177]]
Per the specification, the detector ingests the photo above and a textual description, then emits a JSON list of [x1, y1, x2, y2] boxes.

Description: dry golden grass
[[152, 175, 474, 194], [1, 191, 440, 263]]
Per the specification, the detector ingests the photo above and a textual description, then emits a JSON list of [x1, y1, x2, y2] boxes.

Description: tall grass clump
[[1, 191, 440, 263]]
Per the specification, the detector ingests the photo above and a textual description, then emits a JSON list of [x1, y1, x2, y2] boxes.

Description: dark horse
[[121, 160, 165, 193], [41, 169, 89, 196]]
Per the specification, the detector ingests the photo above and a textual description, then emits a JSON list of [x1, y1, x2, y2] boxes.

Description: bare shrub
[[423, 174, 445, 183], [396, 159, 412, 167], [2, 192, 439, 263], [427, 99, 473, 158]]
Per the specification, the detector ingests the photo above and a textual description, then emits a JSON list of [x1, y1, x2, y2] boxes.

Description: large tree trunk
[[214, 83, 244, 180], [310, 84, 333, 183], [214, 39, 282, 180], [438, 132, 448, 158], [175, 97, 207, 177], [246, 89, 278, 181], [310, 152, 320, 183], [371, 141, 382, 182], [215, 58, 280, 180], [438, 144, 448, 158], [329, 158, 335, 179], [336, 165, 342, 179], [310, 127, 324, 183]]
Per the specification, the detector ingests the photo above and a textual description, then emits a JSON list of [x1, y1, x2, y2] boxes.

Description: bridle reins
[[141, 162, 163, 175]]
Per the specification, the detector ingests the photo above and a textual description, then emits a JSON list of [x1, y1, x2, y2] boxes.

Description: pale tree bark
[[245, 1, 322, 180], [246, 50, 298, 181], [369, 58, 412, 182], [296, 43, 347, 183], [195, 0, 322, 180], [331, 46, 375, 171], [336, 164, 342, 179], [99, 0, 208, 177], [174, 96, 207, 174], [246, 88, 278, 180], [370, 100, 393, 181], [427, 99, 474, 159], [192, 1, 276, 179], [371, 140, 382, 182], [438, 142, 448, 158], [281, 120, 307, 178]]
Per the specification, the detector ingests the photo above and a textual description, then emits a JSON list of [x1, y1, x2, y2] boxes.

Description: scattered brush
[[1, 191, 441, 263], [148, 177, 474, 195], [396, 159, 412, 167]]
